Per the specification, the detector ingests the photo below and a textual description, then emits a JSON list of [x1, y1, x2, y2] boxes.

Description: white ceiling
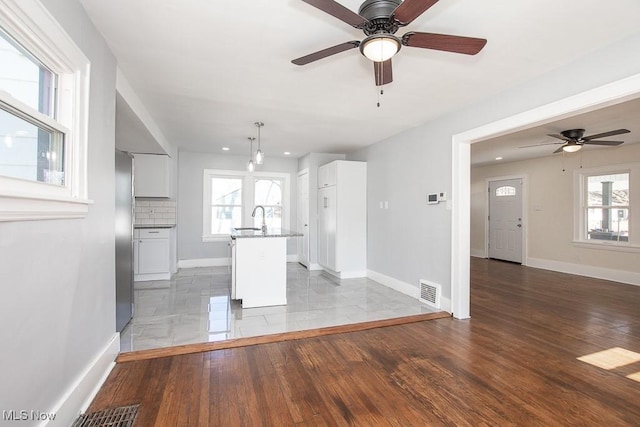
[[81, 0, 640, 159]]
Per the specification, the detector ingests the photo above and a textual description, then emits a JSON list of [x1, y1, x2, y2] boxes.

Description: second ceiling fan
[[292, 0, 487, 86], [520, 128, 630, 153]]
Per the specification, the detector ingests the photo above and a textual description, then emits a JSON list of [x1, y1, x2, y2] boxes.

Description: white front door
[[297, 171, 310, 267], [488, 178, 523, 263]]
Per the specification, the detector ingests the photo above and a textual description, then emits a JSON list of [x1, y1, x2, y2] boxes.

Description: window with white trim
[[0, 0, 91, 221], [254, 177, 283, 230], [203, 169, 290, 241], [575, 164, 639, 250]]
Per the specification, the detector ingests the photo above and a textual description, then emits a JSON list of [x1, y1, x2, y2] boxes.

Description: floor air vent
[[419, 280, 441, 309], [72, 404, 139, 427]]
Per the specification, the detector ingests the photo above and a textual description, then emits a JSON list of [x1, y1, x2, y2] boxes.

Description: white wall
[[471, 143, 640, 280], [349, 31, 640, 306], [177, 151, 299, 264], [0, 0, 118, 425]]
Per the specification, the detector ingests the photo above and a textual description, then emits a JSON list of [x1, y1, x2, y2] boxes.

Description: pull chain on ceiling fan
[[292, 0, 487, 86]]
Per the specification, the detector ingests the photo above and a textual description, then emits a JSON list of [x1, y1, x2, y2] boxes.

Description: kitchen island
[[230, 228, 302, 308]]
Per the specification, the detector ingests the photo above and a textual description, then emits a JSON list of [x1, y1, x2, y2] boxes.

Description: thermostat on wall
[[427, 192, 447, 204]]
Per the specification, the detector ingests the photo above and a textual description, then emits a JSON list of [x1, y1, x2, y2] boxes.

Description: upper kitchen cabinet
[[317, 160, 337, 188], [133, 154, 171, 198]]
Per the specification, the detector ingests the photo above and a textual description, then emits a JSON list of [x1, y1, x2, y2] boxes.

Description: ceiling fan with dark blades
[[292, 0, 487, 86], [519, 128, 630, 153]]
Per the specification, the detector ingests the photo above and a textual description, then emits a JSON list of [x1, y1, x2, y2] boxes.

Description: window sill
[[573, 240, 640, 254], [0, 192, 92, 222]]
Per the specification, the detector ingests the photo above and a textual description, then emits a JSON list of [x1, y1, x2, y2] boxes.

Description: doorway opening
[[451, 72, 640, 320]]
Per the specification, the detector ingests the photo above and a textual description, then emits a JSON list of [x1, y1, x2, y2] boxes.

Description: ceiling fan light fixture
[[563, 143, 582, 153], [360, 34, 401, 62]]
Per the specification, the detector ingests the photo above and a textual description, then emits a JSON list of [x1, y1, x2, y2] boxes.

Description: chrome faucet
[[252, 205, 267, 233]]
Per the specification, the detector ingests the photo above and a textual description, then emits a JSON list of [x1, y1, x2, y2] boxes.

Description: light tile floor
[[121, 263, 437, 352]]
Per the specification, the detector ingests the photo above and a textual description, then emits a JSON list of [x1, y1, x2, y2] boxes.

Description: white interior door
[[297, 171, 310, 267], [488, 178, 523, 263]]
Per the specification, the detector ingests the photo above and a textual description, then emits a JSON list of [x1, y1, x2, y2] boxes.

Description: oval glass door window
[[496, 186, 516, 197]]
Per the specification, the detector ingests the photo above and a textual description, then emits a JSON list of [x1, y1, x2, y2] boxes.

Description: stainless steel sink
[[233, 227, 261, 231]]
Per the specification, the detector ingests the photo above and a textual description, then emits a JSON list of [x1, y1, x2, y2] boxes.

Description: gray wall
[[0, 0, 118, 421], [178, 151, 299, 261], [349, 31, 640, 303]]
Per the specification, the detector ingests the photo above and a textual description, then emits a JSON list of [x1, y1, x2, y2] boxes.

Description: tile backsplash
[[135, 199, 176, 225]]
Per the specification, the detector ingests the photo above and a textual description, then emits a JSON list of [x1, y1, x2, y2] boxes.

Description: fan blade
[[582, 129, 630, 141], [302, 0, 367, 28], [547, 133, 572, 142], [553, 146, 566, 154], [374, 59, 392, 86], [292, 41, 360, 65], [393, 0, 439, 26], [518, 142, 563, 148], [402, 32, 487, 55], [583, 140, 624, 146]]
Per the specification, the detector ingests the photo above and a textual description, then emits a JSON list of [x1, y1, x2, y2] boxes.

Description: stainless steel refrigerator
[[115, 150, 134, 332]]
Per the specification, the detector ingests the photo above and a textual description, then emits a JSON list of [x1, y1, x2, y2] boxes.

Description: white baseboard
[[527, 257, 640, 286], [321, 267, 367, 279], [367, 270, 452, 314], [470, 248, 486, 258], [45, 333, 119, 426], [308, 263, 324, 271], [179, 255, 299, 269], [178, 257, 229, 268], [368, 269, 419, 298], [134, 272, 170, 281]]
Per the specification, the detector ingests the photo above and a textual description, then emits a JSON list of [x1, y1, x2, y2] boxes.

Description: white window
[[575, 164, 639, 251], [203, 169, 290, 241], [208, 175, 243, 235], [0, 0, 91, 221], [254, 177, 283, 230]]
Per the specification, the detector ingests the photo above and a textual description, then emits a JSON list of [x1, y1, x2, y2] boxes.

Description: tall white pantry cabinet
[[317, 160, 367, 278]]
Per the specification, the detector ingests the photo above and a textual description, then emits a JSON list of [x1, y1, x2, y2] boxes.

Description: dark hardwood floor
[[89, 259, 640, 425]]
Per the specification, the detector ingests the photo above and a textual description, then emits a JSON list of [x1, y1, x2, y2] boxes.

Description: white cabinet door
[[318, 161, 337, 188], [133, 154, 171, 198], [231, 239, 237, 299], [138, 238, 170, 274], [318, 186, 337, 270]]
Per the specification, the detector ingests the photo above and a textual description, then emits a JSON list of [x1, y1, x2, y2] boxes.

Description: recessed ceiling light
[[222, 147, 230, 151], [495, 157, 503, 160], [283, 151, 291, 156]]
